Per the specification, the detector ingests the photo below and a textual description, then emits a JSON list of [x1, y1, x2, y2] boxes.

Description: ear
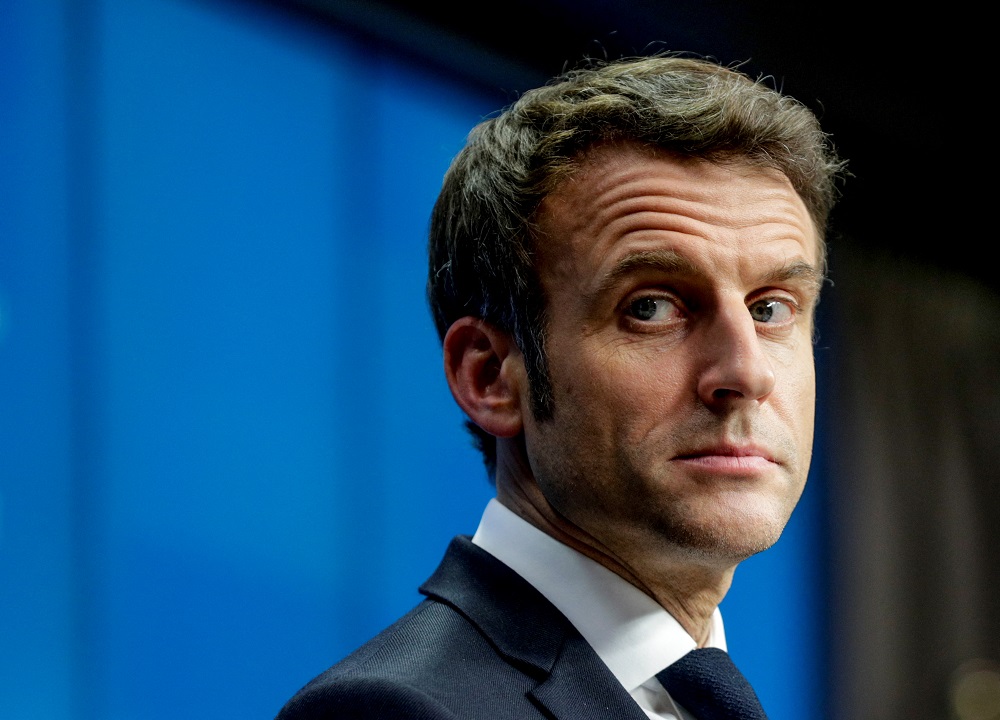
[[443, 318, 525, 439]]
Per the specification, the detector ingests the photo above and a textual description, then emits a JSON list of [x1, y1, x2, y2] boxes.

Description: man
[[277, 54, 845, 720]]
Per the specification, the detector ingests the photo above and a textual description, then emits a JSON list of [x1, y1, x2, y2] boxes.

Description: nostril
[[712, 387, 744, 400]]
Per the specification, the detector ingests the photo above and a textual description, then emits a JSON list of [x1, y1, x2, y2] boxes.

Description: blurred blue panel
[[366, 58, 500, 624], [93, 0, 361, 716], [722, 474, 826, 720], [0, 2, 77, 718], [92, 1, 503, 717]]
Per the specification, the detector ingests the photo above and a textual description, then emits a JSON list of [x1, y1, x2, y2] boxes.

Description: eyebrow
[[590, 250, 696, 301], [760, 260, 824, 295], [590, 249, 824, 301]]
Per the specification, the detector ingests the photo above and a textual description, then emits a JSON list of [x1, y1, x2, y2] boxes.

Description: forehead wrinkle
[[538, 150, 822, 297], [576, 183, 815, 253]]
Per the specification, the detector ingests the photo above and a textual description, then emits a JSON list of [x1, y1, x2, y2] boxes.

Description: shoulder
[[275, 537, 574, 720], [275, 598, 540, 720], [274, 673, 459, 720]]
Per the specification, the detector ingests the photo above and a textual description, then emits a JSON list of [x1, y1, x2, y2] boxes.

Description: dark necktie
[[655, 647, 768, 720]]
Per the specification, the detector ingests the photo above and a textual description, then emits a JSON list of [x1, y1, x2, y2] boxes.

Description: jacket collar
[[420, 536, 648, 720]]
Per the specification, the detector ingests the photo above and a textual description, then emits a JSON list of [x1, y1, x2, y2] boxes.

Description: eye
[[748, 298, 794, 324], [627, 296, 681, 323]]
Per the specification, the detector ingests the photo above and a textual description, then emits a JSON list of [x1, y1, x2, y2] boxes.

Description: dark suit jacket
[[275, 535, 649, 719]]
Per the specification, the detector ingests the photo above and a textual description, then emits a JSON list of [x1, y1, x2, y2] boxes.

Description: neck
[[494, 440, 736, 646]]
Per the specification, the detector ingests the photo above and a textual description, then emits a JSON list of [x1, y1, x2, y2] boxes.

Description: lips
[[673, 443, 779, 474], [675, 443, 777, 462]]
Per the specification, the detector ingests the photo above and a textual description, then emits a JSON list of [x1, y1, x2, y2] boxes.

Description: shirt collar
[[471, 498, 727, 693]]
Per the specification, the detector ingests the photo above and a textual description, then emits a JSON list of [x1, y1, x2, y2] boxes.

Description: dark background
[[271, 0, 986, 292]]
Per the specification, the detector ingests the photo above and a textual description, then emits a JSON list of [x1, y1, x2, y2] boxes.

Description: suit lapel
[[421, 536, 648, 720], [529, 631, 650, 720]]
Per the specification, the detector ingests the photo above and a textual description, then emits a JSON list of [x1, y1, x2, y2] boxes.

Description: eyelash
[[627, 295, 682, 323], [747, 297, 798, 324], [622, 292, 800, 328]]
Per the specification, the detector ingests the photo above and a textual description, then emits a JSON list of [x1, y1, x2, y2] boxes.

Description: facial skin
[[490, 143, 820, 640]]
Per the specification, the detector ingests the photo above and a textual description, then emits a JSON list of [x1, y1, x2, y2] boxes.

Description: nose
[[696, 303, 776, 409]]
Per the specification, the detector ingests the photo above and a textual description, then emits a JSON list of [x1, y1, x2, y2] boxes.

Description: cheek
[[780, 350, 816, 455], [574, 350, 688, 414], [764, 333, 814, 398]]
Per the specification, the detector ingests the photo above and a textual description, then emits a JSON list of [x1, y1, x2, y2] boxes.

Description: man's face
[[520, 144, 820, 570]]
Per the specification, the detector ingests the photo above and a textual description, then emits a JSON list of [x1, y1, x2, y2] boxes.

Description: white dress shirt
[[472, 498, 727, 720]]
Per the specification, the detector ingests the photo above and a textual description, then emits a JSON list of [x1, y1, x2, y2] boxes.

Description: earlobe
[[443, 318, 525, 439]]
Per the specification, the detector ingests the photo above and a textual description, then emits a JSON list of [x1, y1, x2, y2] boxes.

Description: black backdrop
[[262, 0, 988, 294]]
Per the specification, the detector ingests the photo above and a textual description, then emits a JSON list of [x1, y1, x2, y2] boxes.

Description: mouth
[[673, 443, 779, 475]]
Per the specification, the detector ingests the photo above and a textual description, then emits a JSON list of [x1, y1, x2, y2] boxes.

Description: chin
[[656, 499, 795, 564], [674, 529, 782, 566]]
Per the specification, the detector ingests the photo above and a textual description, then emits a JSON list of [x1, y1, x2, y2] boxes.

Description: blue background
[[1, 1, 828, 717]]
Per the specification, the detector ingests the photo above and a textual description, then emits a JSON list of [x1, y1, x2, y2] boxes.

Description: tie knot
[[655, 648, 768, 720]]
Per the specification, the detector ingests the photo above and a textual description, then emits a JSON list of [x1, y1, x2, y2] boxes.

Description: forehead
[[533, 144, 820, 290]]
